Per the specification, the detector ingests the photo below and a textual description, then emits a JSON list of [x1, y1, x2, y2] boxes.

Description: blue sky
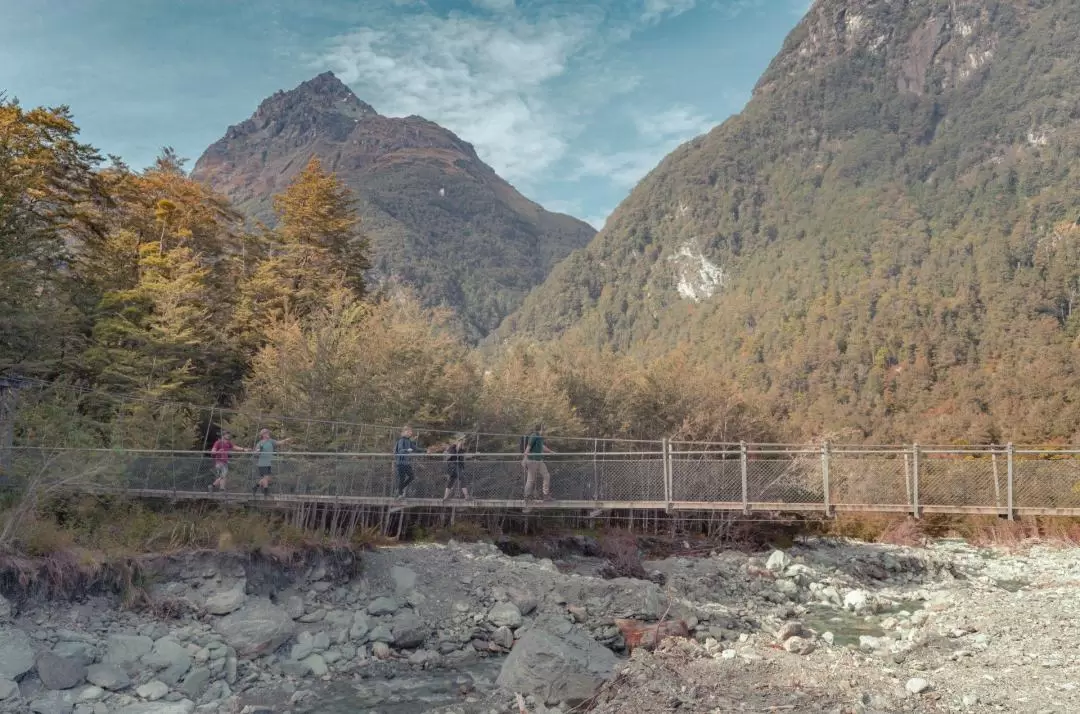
[[0, 0, 808, 228]]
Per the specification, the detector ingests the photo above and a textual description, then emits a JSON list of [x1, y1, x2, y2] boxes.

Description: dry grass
[[824, 512, 1080, 550]]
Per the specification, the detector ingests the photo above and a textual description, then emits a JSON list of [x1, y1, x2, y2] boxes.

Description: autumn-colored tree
[[235, 159, 370, 345], [0, 98, 103, 375]]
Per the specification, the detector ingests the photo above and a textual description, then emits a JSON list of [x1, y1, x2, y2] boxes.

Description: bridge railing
[[6, 444, 1080, 516]]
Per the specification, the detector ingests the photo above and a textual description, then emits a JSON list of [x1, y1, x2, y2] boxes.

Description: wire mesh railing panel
[[830, 453, 911, 507], [1013, 456, 1080, 510], [746, 453, 824, 505], [671, 456, 742, 502], [918, 454, 1004, 508], [594, 457, 665, 501]]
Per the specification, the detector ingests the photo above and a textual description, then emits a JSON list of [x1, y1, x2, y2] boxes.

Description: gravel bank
[[0, 535, 1076, 713]]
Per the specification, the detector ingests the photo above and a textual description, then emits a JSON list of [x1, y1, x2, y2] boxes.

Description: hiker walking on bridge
[[523, 423, 555, 502], [394, 426, 421, 499], [209, 431, 248, 492], [443, 433, 473, 501], [253, 428, 291, 497]]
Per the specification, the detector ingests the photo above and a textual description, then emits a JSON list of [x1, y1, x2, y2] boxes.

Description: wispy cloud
[[468, 0, 516, 11], [575, 105, 714, 188], [642, 0, 697, 24], [321, 7, 625, 182]]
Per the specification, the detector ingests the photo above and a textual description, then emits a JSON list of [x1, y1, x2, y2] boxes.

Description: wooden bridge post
[[1006, 442, 1015, 521], [911, 443, 921, 519], [740, 441, 749, 515]]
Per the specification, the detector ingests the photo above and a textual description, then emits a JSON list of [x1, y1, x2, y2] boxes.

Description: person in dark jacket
[[394, 426, 420, 498], [442, 433, 471, 501]]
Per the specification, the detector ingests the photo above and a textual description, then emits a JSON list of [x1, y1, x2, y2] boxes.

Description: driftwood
[[614, 618, 690, 653]]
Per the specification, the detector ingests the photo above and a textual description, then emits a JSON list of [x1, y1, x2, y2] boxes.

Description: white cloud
[[468, 0, 516, 11], [321, 9, 622, 182], [642, 0, 697, 24], [574, 105, 714, 188], [634, 105, 715, 140]]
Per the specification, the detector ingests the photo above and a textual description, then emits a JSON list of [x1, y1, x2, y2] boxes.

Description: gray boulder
[[114, 700, 195, 714], [104, 635, 153, 667], [37, 652, 87, 690], [179, 667, 210, 700], [29, 689, 77, 714], [0, 626, 35, 680], [212, 598, 294, 658], [142, 639, 191, 686], [496, 624, 619, 707], [392, 612, 429, 649], [488, 602, 523, 629], [367, 597, 399, 616], [86, 663, 131, 691], [52, 642, 94, 668], [204, 584, 246, 616], [0, 678, 17, 700]]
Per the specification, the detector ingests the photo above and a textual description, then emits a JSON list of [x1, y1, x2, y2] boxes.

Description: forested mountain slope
[[192, 72, 595, 338], [503, 0, 1080, 443]]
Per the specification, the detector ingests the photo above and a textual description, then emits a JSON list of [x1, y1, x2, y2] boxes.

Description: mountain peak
[[255, 72, 378, 121]]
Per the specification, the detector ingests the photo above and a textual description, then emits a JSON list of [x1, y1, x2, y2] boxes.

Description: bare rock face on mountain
[[191, 72, 594, 338], [504, 0, 1080, 443]]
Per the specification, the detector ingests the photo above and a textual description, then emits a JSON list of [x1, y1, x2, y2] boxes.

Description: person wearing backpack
[[522, 423, 555, 501], [394, 426, 420, 499], [442, 433, 472, 501]]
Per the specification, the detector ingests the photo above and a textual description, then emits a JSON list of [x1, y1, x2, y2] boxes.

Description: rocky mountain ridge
[[192, 72, 595, 338], [502, 0, 1080, 442]]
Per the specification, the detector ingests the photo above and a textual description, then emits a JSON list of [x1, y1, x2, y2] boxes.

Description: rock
[[285, 596, 305, 620], [843, 590, 871, 614], [566, 605, 587, 623], [290, 631, 314, 661], [507, 587, 538, 616], [858, 635, 884, 652], [488, 602, 523, 629], [390, 566, 417, 595], [905, 677, 931, 695], [819, 586, 842, 606], [37, 652, 87, 690], [774, 622, 808, 643], [179, 667, 210, 700], [86, 664, 131, 690], [782, 636, 816, 655], [312, 631, 330, 652], [29, 690, 78, 714], [136, 681, 169, 701], [77, 686, 104, 702], [114, 700, 196, 714], [349, 612, 370, 642], [0, 625, 35, 679], [297, 610, 325, 623], [765, 550, 792, 573], [492, 626, 515, 650], [212, 598, 295, 658], [204, 585, 246, 616], [0, 678, 17, 700], [367, 597, 399, 616], [104, 635, 153, 667], [53, 642, 95, 668], [0, 595, 11, 621], [372, 642, 392, 660], [143, 639, 191, 685], [301, 654, 327, 677], [496, 625, 620, 707], [821, 632, 834, 645], [369, 625, 393, 643], [392, 612, 429, 649]]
